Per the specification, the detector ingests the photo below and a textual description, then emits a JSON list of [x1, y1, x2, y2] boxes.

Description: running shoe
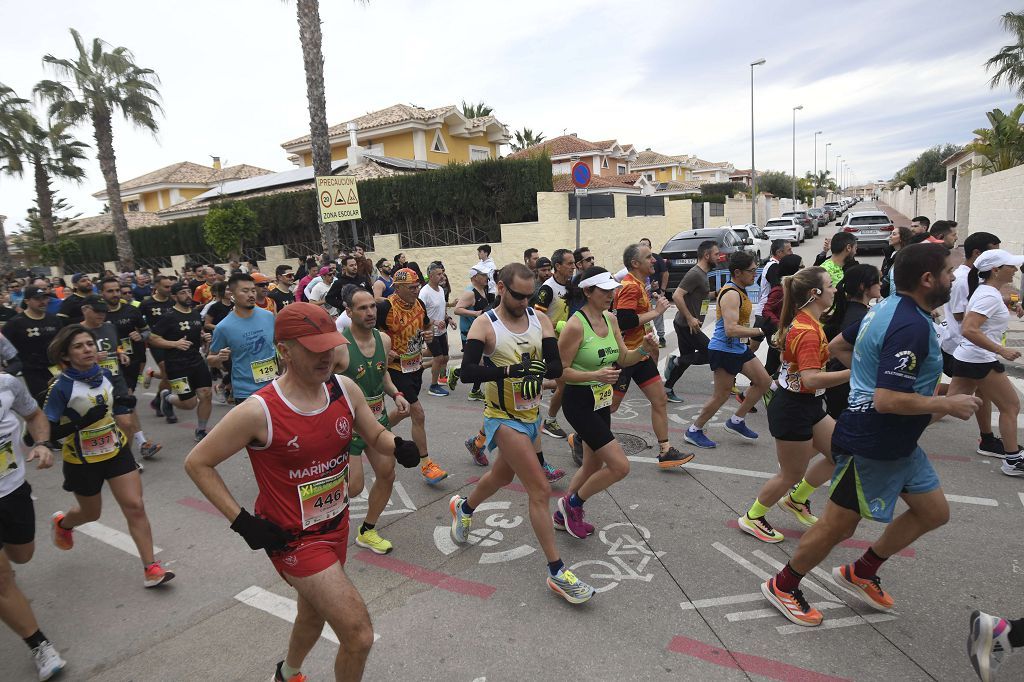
[[142, 368, 155, 389], [273, 660, 307, 682], [542, 461, 566, 482], [355, 527, 394, 555], [1000, 457, 1024, 477], [32, 640, 66, 681], [659, 336, 666, 348], [467, 389, 485, 401], [421, 459, 448, 485], [546, 568, 595, 604], [663, 355, 678, 381], [658, 447, 695, 468], [140, 440, 161, 459], [556, 495, 588, 539], [738, 514, 784, 543], [194, 429, 208, 442], [212, 384, 227, 405], [733, 388, 757, 413], [684, 427, 717, 449], [968, 610, 1014, 682], [568, 433, 584, 467], [449, 495, 472, 544], [777, 495, 818, 526], [760, 577, 822, 626], [542, 418, 567, 439], [143, 560, 175, 588], [150, 395, 163, 418], [447, 367, 460, 390], [464, 435, 489, 466], [978, 434, 1006, 458], [724, 418, 758, 441], [553, 510, 594, 536], [51, 512, 73, 550], [665, 389, 684, 404], [832, 564, 894, 612], [428, 384, 449, 397], [160, 389, 177, 424]]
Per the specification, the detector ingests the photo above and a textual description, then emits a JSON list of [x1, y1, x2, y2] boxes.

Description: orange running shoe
[[420, 458, 448, 485], [832, 564, 894, 612], [143, 560, 176, 588], [761, 577, 822, 626], [51, 512, 73, 550]]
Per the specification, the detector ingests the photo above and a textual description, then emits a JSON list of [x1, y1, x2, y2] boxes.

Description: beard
[[926, 282, 952, 310]]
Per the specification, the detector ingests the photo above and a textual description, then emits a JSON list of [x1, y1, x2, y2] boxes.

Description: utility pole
[[813, 131, 822, 208], [791, 105, 803, 210], [750, 58, 766, 225]]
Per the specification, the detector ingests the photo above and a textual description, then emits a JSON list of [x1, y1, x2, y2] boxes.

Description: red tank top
[[248, 375, 354, 535]]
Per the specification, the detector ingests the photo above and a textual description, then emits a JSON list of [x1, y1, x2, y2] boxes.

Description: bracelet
[[392, 391, 404, 400], [637, 347, 651, 358]]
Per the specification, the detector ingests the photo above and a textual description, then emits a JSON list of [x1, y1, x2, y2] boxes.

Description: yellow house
[[92, 159, 272, 214], [630, 149, 694, 183], [281, 104, 511, 167]]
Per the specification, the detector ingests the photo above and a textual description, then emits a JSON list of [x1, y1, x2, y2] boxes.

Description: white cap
[[579, 271, 622, 290], [469, 266, 488, 277], [974, 249, 1024, 273]]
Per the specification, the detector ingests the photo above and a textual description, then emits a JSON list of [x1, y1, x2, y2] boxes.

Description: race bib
[[250, 357, 279, 384], [366, 393, 385, 420], [0, 440, 15, 480], [400, 351, 422, 374], [169, 376, 191, 395], [511, 379, 542, 412], [592, 383, 613, 410], [700, 300, 709, 316], [120, 338, 134, 356], [80, 423, 117, 459], [100, 358, 120, 376], [297, 466, 349, 529]]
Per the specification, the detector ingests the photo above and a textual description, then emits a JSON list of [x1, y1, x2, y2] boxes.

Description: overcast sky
[[1, 0, 1019, 230]]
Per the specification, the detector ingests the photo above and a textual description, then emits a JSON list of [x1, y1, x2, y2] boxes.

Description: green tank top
[[568, 310, 620, 386], [342, 327, 388, 425]]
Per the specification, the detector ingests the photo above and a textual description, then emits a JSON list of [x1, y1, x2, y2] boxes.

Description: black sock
[[980, 432, 994, 439], [1010, 619, 1024, 648], [461, 499, 475, 515], [24, 630, 47, 650], [360, 522, 375, 534], [536, 451, 545, 466], [548, 559, 564, 576]]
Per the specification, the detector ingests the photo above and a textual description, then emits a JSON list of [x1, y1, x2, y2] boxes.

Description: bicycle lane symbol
[[568, 522, 666, 593], [433, 501, 536, 564]]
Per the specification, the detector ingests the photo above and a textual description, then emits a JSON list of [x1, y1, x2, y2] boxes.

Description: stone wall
[[966, 165, 1024, 255]]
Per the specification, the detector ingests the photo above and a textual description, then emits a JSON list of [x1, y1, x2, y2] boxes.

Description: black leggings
[[562, 384, 615, 451], [665, 321, 710, 390]]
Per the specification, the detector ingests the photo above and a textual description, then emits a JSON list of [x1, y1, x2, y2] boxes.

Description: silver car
[[763, 217, 803, 246], [837, 210, 894, 252]]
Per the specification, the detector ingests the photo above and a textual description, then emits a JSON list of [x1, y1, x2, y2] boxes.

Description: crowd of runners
[[0, 228, 1021, 680]]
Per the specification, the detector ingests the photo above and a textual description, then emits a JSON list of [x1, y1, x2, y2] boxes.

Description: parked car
[[729, 224, 771, 264], [781, 211, 816, 238], [806, 207, 828, 227], [763, 217, 803, 246], [659, 227, 754, 290], [824, 201, 842, 217], [837, 210, 894, 252]]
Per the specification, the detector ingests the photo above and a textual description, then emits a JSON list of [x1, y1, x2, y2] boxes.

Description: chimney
[[346, 122, 364, 168], [211, 156, 221, 170]]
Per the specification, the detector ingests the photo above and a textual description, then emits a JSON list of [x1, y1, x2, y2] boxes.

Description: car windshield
[[850, 215, 891, 226], [765, 220, 793, 227], [808, 209, 822, 215], [664, 236, 718, 252]]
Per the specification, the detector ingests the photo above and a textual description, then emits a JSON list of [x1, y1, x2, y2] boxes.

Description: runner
[[822, 264, 881, 418], [208, 273, 278, 404], [377, 268, 448, 485], [56, 273, 95, 325], [948, 249, 1024, 476], [451, 263, 596, 603], [419, 262, 453, 397], [453, 266, 494, 403], [149, 283, 214, 441], [267, 265, 295, 311], [754, 239, 793, 326], [371, 258, 394, 304], [761, 243, 980, 627], [556, 267, 671, 538], [664, 239, 718, 404], [685, 251, 771, 449], [184, 302, 421, 681], [3, 285, 61, 408], [46, 325, 174, 588], [138, 275, 175, 408], [738, 266, 849, 544], [533, 248, 574, 438], [968, 610, 1023, 681], [0, 373, 67, 680], [252, 273, 278, 314], [336, 287, 411, 554]]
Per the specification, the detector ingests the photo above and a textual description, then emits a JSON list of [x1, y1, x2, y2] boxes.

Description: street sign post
[[570, 160, 591, 250], [315, 175, 362, 222]]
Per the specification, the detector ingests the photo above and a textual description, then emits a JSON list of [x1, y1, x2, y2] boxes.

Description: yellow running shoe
[[777, 495, 819, 527], [355, 527, 394, 554], [737, 514, 785, 543]]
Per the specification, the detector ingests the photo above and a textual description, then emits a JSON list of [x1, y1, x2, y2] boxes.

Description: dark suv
[[660, 227, 754, 290], [781, 211, 817, 238]]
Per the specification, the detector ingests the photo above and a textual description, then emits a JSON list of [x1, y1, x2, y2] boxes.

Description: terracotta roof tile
[[552, 172, 643, 192], [632, 150, 682, 167], [71, 211, 168, 236], [108, 161, 273, 196]]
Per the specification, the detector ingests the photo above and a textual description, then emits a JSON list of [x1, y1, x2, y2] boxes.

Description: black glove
[[230, 508, 290, 551], [393, 436, 421, 469]]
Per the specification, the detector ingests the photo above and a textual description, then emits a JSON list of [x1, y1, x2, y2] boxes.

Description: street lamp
[[835, 156, 842, 193], [825, 142, 831, 201], [750, 58, 766, 225], [792, 105, 803, 210], [813, 131, 822, 208]]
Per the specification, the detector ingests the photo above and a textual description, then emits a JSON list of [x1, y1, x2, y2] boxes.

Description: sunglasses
[[256, 283, 269, 288], [577, 256, 595, 265], [505, 288, 533, 301]]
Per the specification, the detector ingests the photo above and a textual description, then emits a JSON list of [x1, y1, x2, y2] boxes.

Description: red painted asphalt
[[725, 519, 916, 558], [668, 634, 852, 681], [354, 550, 496, 599]]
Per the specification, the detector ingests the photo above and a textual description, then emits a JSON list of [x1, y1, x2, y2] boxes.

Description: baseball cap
[[170, 282, 190, 295], [71, 272, 89, 284], [275, 302, 348, 352], [23, 285, 49, 299], [251, 273, 271, 285], [469, 266, 488, 277], [974, 249, 1024, 273], [578, 270, 622, 291], [392, 268, 420, 285], [81, 294, 109, 312], [535, 256, 552, 268], [319, 266, 332, 276]]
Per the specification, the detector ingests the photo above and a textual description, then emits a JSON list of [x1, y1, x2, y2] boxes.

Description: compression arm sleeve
[[616, 308, 640, 331], [542, 336, 562, 379], [459, 339, 507, 383]]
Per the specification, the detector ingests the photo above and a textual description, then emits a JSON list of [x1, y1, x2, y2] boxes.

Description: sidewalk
[[876, 201, 912, 227]]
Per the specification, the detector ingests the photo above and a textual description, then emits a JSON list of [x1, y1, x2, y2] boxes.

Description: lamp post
[[791, 105, 803, 210], [836, 156, 842, 193], [825, 142, 831, 202], [813, 131, 822, 208], [750, 58, 766, 225]]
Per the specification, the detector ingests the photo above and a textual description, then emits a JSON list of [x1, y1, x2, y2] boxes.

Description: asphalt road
[[4, 207, 1022, 681]]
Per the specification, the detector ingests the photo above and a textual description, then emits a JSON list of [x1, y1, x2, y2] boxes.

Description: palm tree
[[35, 28, 162, 271], [0, 83, 28, 175], [510, 127, 545, 152], [461, 100, 493, 119], [967, 104, 1024, 173], [986, 10, 1024, 97]]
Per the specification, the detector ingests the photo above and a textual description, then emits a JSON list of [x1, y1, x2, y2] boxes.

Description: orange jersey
[[379, 294, 429, 372], [613, 273, 651, 350], [777, 310, 829, 394], [193, 282, 213, 305]]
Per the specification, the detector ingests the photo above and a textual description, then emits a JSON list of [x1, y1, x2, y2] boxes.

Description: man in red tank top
[[185, 303, 420, 682]]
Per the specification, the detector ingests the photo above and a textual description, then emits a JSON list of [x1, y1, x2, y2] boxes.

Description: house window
[[431, 130, 448, 154], [601, 158, 609, 169], [126, 201, 140, 212], [469, 145, 490, 162], [617, 164, 626, 175], [645, 172, 655, 181]]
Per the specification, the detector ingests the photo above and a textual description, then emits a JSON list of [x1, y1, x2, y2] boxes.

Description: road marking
[[680, 593, 765, 610], [726, 601, 847, 622], [1019, 492, 1024, 509], [628, 456, 772, 479], [77, 522, 161, 558], [354, 550, 496, 599], [234, 586, 380, 644], [776, 613, 897, 635], [945, 494, 998, 507], [723, 520, 916, 557], [667, 634, 852, 682]]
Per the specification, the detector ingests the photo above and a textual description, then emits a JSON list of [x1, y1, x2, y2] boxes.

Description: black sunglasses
[[505, 288, 533, 301], [578, 256, 595, 264]]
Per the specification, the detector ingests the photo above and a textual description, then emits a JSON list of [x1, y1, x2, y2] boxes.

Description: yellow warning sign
[[315, 175, 361, 222]]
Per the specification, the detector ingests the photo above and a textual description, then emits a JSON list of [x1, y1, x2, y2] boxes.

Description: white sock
[[688, 424, 700, 432], [730, 414, 744, 424], [133, 431, 146, 448]]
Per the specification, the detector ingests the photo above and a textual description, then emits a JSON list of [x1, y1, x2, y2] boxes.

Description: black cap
[[81, 295, 108, 313], [170, 282, 189, 295], [23, 285, 49, 299], [535, 257, 552, 268]]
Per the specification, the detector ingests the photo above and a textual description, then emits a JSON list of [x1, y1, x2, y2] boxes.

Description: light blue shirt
[[210, 307, 277, 401]]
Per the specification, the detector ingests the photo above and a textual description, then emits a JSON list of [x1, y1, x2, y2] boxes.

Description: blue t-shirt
[[209, 307, 277, 401], [832, 294, 941, 460]]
